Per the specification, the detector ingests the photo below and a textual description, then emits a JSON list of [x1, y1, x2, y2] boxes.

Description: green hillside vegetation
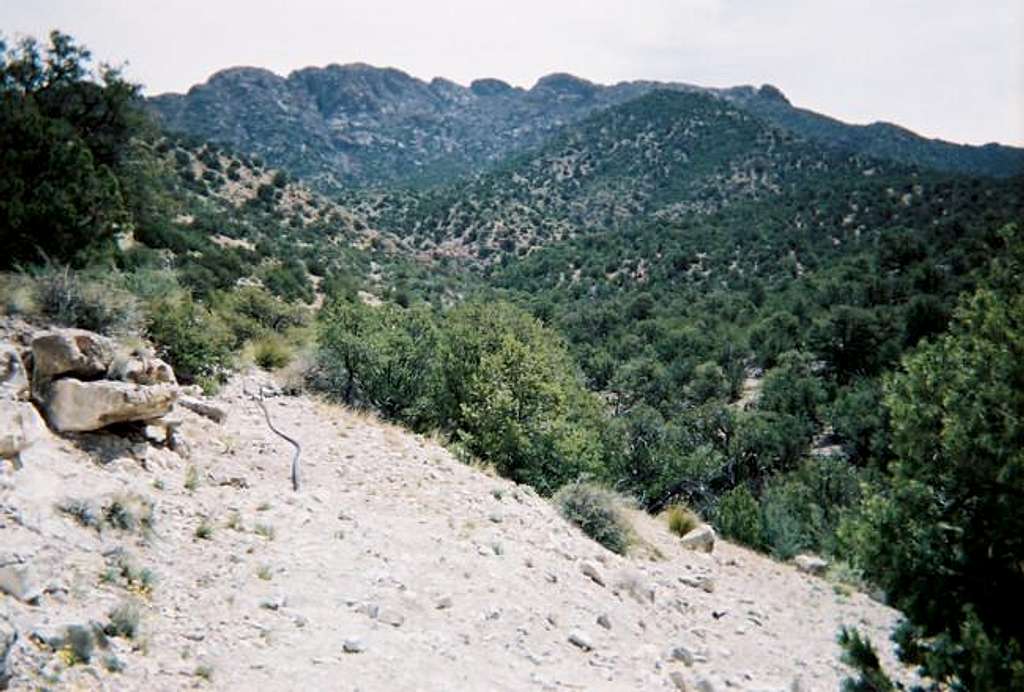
[[3, 31, 1023, 688]]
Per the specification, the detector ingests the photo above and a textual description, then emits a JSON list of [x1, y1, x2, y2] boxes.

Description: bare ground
[[0, 371, 910, 691]]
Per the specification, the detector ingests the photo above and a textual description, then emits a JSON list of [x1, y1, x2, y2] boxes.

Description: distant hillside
[[344, 90, 914, 263], [147, 65, 1024, 188]]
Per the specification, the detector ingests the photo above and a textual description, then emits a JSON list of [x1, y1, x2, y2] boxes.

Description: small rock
[[679, 574, 715, 593], [669, 671, 688, 691], [0, 562, 40, 604], [580, 561, 605, 587], [0, 400, 50, 462], [679, 524, 716, 553], [342, 637, 366, 653], [178, 396, 227, 424], [670, 646, 695, 666], [568, 630, 593, 652], [793, 554, 829, 577], [0, 343, 29, 400], [377, 609, 405, 628], [436, 596, 453, 610], [694, 677, 717, 692], [596, 614, 611, 630]]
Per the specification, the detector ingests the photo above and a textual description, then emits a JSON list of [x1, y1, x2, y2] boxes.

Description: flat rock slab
[[42, 378, 178, 432]]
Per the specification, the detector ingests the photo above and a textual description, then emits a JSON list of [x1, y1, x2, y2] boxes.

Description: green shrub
[[315, 299, 440, 427], [554, 480, 632, 555], [251, 334, 292, 370], [715, 485, 765, 549], [146, 295, 233, 385], [63, 625, 95, 665]]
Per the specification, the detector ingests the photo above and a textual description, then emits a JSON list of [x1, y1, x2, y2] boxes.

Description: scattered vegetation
[[58, 494, 155, 537], [102, 551, 156, 596]]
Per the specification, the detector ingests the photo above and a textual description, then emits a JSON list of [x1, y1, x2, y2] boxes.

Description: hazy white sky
[[3, 1, 1022, 146]]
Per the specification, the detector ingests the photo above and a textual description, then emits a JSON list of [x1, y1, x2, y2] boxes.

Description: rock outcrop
[[17, 328, 182, 435]]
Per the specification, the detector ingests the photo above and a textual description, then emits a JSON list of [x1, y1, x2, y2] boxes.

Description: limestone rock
[[0, 343, 29, 400], [41, 378, 178, 432], [377, 608, 405, 628], [580, 561, 605, 587], [568, 630, 593, 651], [670, 645, 696, 666], [0, 400, 50, 461], [108, 353, 177, 385], [679, 524, 716, 553], [679, 574, 716, 593], [0, 560, 40, 604], [179, 396, 228, 424], [793, 554, 829, 577], [31, 329, 115, 386], [343, 636, 366, 653]]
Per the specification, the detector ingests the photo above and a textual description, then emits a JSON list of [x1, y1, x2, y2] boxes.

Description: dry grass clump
[[247, 333, 293, 370], [554, 480, 634, 555], [665, 504, 702, 537]]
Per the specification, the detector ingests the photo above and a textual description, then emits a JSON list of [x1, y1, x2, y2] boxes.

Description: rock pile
[[0, 325, 207, 466]]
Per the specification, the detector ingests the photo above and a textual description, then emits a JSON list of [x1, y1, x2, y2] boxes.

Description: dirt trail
[[1, 371, 908, 691]]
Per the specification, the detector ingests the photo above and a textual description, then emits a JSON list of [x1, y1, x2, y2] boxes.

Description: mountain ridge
[[147, 63, 1024, 189]]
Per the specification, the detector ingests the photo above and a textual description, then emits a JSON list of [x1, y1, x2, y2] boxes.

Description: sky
[[3, 1, 1022, 146]]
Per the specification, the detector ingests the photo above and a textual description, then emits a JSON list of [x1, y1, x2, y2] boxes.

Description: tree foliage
[[841, 225, 1024, 689], [0, 31, 146, 267]]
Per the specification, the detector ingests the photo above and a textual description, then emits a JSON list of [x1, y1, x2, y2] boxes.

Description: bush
[[715, 485, 765, 549], [665, 504, 701, 537], [32, 265, 142, 335], [105, 601, 141, 639], [146, 295, 233, 385], [63, 625, 95, 665], [315, 299, 440, 426], [554, 480, 633, 555], [250, 334, 293, 370]]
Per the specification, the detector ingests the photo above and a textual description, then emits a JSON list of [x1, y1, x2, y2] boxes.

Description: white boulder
[[41, 378, 179, 432], [679, 524, 716, 553]]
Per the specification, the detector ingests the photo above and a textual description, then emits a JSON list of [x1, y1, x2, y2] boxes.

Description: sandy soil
[[0, 371, 910, 691]]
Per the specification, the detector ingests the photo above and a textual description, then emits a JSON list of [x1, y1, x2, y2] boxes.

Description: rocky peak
[[531, 72, 599, 99], [757, 84, 790, 104], [469, 77, 516, 97]]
